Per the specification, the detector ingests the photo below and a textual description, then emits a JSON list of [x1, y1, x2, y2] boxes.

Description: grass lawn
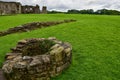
[[0, 14, 120, 80]]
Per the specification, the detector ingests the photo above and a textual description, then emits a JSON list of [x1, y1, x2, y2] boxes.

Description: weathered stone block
[[0, 20, 76, 37], [2, 37, 72, 80]]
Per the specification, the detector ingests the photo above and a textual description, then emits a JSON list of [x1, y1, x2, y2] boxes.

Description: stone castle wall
[[0, 1, 21, 15], [0, 1, 47, 15], [42, 6, 47, 14], [21, 5, 40, 14]]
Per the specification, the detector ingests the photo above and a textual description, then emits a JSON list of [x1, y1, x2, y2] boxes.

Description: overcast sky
[[1, 0, 120, 11]]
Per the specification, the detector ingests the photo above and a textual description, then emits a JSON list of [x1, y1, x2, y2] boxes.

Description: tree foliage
[[67, 9, 120, 15]]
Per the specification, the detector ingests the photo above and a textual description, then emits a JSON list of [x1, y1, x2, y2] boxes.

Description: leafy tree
[[66, 9, 120, 15]]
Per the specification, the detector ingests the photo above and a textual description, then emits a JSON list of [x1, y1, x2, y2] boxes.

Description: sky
[[1, 0, 120, 11]]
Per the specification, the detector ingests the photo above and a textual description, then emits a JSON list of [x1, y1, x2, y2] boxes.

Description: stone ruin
[[0, 1, 47, 15], [42, 6, 47, 14], [0, 19, 76, 37], [0, 1, 21, 15], [21, 5, 40, 14], [2, 37, 72, 80]]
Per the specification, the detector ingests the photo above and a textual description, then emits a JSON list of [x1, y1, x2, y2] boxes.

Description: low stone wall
[[2, 37, 72, 80], [0, 19, 76, 37]]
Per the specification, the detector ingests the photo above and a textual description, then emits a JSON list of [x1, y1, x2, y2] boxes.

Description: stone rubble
[[0, 19, 76, 37], [2, 37, 72, 80]]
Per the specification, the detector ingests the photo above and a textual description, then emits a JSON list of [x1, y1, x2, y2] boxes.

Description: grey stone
[[2, 37, 72, 80]]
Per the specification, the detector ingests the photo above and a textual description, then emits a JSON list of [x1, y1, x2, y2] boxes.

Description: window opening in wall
[[25, 8, 28, 11], [5, 5, 8, 8], [30, 8, 33, 11]]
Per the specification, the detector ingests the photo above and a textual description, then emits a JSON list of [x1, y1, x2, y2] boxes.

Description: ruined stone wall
[[34, 5, 40, 13], [42, 6, 47, 14], [2, 37, 72, 80], [0, 19, 76, 37], [21, 5, 40, 14], [17, 3, 21, 14], [0, 1, 21, 15], [0, 1, 47, 15]]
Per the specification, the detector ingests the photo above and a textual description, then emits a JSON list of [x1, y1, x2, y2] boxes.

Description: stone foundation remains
[[2, 37, 72, 80], [0, 19, 76, 37]]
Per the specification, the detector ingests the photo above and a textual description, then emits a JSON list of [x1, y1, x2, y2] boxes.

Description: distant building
[[0, 1, 21, 15], [0, 1, 47, 15], [42, 6, 47, 14], [21, 5, 40, 14]]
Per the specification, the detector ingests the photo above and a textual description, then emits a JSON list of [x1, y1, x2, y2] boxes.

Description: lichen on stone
[[2, 37, 72, 80]]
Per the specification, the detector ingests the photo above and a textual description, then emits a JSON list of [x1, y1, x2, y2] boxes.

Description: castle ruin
[[21, 5, 40, 14], [42, 6, 47, 14], [0, 1, 47, 15]]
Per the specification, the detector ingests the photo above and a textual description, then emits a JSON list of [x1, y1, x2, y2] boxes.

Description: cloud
[[1, 0, 120, 11]]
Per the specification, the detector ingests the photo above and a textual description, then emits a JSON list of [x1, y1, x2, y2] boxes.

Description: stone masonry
[[2, 37, 72, 80], [42, 6, 47, 14], [0, 1, 47, 15], [0, 19, 76, 37], [21, 5, 40, 14], [0, 1, 21, 15]]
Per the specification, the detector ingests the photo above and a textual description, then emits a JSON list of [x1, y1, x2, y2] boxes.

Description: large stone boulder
[[2, 37, 72, 80]]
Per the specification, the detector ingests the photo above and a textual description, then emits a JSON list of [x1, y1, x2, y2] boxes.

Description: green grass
[[0, 14, 120, 80]]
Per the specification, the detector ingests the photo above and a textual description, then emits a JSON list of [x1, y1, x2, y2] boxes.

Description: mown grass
[[0, 14, 120, 80]]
